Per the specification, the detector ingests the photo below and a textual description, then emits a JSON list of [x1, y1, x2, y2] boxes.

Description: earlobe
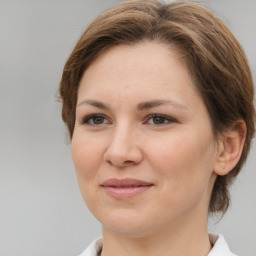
[[213, 120, 247, 176]]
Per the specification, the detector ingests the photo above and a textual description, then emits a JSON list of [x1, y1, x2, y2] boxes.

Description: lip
[[101, 178, 154, 199]]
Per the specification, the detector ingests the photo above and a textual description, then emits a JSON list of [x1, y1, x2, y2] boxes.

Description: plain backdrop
[[0, 0, 255, 255]]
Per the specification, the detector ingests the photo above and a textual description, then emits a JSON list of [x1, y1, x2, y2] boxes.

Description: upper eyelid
[[146, 114, 177, 122]]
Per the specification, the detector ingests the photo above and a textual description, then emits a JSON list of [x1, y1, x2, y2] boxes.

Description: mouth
[[101, 178, 154, 199]]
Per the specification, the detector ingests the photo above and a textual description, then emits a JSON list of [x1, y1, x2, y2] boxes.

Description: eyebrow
[[77, 99, 110, 110], [77, 99, 188, 111], [137, 100, 187, 111]]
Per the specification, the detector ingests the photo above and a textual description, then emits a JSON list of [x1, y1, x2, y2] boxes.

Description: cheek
[[71, 134, 105, 211], [71, 133, 103, 182], [146, 130, 215, 194]]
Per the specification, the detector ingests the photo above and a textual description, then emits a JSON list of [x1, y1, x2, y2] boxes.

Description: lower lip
[[102, 186, 153, 199]]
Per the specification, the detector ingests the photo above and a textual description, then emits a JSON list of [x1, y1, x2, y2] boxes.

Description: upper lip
[[101, 178, 153, 188]]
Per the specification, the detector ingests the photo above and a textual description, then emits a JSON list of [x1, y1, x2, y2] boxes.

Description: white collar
[[78, 234, 237, 256], [208, 233, 237, 256], [78, 237, 102, 256]]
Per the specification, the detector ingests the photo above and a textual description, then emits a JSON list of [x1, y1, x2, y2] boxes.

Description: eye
[[145, 114, 176, 125], [81, 114, 110, 126]]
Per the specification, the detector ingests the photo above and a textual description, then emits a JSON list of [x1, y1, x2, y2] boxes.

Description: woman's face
[[72, 42, 218, 238]]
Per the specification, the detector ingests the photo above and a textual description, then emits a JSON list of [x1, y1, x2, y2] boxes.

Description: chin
[[98, 209, 156, 238], [103, 222, 153, 238]]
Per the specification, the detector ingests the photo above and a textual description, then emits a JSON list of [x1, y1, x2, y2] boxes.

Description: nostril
[[124, 160, 134, 165], [106, 159, 135, 168], [106, 160, 114, 166]]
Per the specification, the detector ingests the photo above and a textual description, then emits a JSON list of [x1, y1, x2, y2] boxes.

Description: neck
[[101, 212, 212, 256]]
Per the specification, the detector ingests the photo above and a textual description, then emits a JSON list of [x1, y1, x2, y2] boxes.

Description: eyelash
[[80, 114, 177, 126], [145, 114, 177, 125], [80, 114, 109, 126]]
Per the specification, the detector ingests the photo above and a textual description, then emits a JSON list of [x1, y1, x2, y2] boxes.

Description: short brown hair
[[59, 0, 255, 214]]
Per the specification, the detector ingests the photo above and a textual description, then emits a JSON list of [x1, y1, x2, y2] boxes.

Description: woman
[[59, 0, 255, 255]]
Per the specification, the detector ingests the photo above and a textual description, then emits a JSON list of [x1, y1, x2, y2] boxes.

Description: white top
[[78, 233, 237, 256]]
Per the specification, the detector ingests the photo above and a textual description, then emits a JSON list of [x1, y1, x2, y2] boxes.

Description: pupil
[[153, 117, 164, 124], [93, 117, 104, 124]]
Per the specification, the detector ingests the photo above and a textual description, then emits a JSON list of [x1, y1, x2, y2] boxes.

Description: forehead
[[78, 41, 197, 99]]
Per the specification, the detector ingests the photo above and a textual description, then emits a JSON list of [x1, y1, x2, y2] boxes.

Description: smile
[[101, 178, 154, 199]]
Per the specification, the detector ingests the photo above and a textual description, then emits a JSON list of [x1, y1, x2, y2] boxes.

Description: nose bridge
[[110, 121, 136, 155], [104, 120, 142, 167]]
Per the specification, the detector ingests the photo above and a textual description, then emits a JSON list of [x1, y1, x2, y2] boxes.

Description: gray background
[[0, 0, 255, 255]]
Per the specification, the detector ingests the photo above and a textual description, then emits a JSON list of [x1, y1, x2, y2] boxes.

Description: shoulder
[[78, 237, 103, 256], [208, 233, 238, 256]]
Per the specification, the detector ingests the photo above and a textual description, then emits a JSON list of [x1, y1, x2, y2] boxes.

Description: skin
[[71, 41, 246, 256]]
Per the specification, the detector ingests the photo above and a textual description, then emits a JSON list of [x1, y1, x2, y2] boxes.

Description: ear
[[214, 120, 247, 176]]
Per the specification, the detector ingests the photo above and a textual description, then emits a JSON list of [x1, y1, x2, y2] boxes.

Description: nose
[[103, 124, 143, 168]]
